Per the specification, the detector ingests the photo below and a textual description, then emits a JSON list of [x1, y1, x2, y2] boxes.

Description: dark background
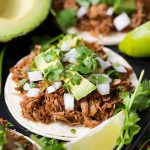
[[0, 15, 149, 149]]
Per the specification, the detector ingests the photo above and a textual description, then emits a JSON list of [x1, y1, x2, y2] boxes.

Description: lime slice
[[65, 111, 125, 150], [119, 21, 150, 57]]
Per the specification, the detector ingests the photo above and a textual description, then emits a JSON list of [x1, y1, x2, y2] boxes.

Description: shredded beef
[[11, 44, 133, 128]]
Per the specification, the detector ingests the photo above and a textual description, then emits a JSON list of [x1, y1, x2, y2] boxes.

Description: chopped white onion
[[53, 82, 62, 90], [96, 84, 110, 95], [23, 83, 30, 91], [28, 71, 43, 82], [114, 65, 127, 73], [26, 88, 40, 97], [62, 48, 77, 63], [96, 57, 111, 70], [106, 7, 113, 16], [68, 57, 77, 64], [61, 41, 71, 51], [47, 85, 56, 94], [77, 7, 87, 18], [64, 93, 74, 111], [113, 13, 131, 31]]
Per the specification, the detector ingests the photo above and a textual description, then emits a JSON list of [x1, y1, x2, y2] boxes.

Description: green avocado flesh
[[70, 76, 96, 100], [0, 0, 50, 42]]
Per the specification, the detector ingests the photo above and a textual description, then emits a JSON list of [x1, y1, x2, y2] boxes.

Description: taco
[[52, 0, 150, 45], [0, 118, 39, 150], [5, 34, 137, 141]]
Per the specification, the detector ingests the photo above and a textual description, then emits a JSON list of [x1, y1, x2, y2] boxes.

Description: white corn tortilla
[[5, 47, 138, 141], [68, 27, 127, 45]]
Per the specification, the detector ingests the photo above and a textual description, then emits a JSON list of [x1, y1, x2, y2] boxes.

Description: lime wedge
[[65, 111, 125, 150], [119, 21, 150, 57]]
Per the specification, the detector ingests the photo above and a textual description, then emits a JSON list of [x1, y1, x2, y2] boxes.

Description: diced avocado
[[0, 0, 50, 42], [65, 72, 96, 100], [58, 34, 80, 49], [34, 53, 58, 74], [113, 0, 136, 14]]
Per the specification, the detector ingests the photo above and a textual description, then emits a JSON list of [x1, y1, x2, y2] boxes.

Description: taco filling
[[10, 35, 134, 128], [53, 0, 150, 36], [0, 118, 37, 150]]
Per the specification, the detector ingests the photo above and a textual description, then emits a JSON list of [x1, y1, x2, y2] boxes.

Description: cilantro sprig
[[116, 70, 148, 150], [30, 135, 65, 150], [0, 47, 6, 94], [73, 46, 98, 74]]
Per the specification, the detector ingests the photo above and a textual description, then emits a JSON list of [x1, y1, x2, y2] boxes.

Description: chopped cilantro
[[70, 129, 77, 134], [65, 71, 82, 86], [0, 125, 7, 149], [73, 46, 98, 74], [17, 79, 27, 88], [30, 134, 65, 150], [44, 62, 64, 81], [29, 82, 36, 88], [56, 9, 77, 31], [106, 69, 119, 79], [98, 74, 108, 84], [43, 48, 59, 63], [76, 0, 90, 8]]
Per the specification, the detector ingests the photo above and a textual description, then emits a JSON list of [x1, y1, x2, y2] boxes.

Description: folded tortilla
[[68, 27, 127, 45], [4, 47, 137, 141]]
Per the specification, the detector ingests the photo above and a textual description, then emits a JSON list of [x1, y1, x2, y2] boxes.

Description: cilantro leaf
[[116, 112, 140, 150], [116, 70, 145, 150], [30, 135, 65, 150], [0, 125, 7, 149], [44, 62, 64, 81], [56, 9, 77, 31], [73, 46, 98, 74], [76, 0, 91, 8], [132, 80, 150, 111]]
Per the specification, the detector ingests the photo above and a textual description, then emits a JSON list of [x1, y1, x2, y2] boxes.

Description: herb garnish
[[73, 46, 97, 74], [0, 47, 6, 94], [116, 70, 146, 150], [70, 128, 77, 134], [31, 134, 65, 150], [56, 9, 77, 31]]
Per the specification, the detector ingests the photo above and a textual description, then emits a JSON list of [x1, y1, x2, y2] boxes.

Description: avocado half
[[0, 0, 50, 42]]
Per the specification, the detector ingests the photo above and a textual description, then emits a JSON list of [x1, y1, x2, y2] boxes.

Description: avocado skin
[[113, 0, 136, 14]]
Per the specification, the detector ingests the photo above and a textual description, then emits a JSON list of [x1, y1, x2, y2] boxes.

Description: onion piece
[[77, 7, 87, 18], [64, 93, 74, 111], [113, 12, 131, 31], [47, 85, 56, 94], [26, 88, 40, 97], [113, 64, 127, 73], [23, 83, 30, 91], [53, 82, 62, 90], [96, 57, 111, 70], [61, 41, 71, 51], [106, 7, 113, 16], [62, 48, 77, 63], [28, 71, 43, 82], [96, 84, 110, 95]]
